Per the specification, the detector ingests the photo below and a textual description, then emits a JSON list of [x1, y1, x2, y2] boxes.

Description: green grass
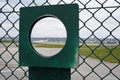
[[1, 40, 13, 43], [34, 42, 120, 63], [80, 45, 120, 63], [33, 42, 64, 48], [1, 40, 18, 43], [2, 40, 119, 63]]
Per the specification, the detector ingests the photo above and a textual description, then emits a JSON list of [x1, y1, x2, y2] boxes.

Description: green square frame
[[19, 4, 79, 68]]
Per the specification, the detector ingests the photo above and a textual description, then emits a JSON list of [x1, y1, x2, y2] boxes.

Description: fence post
[[19, 4, 79, 80]]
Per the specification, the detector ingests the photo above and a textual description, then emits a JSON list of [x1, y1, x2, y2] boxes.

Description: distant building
[[84, 38, 117, 45], [103, 39, 117, 44]]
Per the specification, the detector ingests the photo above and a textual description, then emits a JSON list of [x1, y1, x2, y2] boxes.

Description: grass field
[[33, 42, 120, 63], [1, 40, 13, 43], [80, 45, 120, 63], [1, 40, 18, 43], [1, 40, 120, 63], [33, 42, 64, 48]]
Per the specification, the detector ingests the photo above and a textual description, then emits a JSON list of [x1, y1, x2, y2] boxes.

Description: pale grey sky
[[0, 0, 120, 39], [31, 17, 67, 38]]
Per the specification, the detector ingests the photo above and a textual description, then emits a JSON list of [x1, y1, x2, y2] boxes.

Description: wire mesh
[[0, 0, 120, 80]]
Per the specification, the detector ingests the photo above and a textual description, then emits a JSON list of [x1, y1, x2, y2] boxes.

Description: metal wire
[[0, 0, 120, 80]]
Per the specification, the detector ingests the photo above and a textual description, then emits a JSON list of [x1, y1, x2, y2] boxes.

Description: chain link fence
[[0, 0, 120, 80]]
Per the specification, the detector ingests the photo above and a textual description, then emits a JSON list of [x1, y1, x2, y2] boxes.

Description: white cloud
[[0, 0, 120, 39], [0, 0, 6, 8], [31, 17, 67, 38]]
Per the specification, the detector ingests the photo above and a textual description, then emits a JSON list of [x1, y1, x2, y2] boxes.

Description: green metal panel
[[19, 4, 79, 68], [29, 67, 70, 80]]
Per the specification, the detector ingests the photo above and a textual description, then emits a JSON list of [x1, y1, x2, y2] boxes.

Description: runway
[[0, 44, 120, 80]]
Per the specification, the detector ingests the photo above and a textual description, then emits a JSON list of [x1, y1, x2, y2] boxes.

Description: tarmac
[[0, 44, 120, 80]]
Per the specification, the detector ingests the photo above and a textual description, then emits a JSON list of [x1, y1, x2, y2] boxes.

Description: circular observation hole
[[31, 16, 67, 57]]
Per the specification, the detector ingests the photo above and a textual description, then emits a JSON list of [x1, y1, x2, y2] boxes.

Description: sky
[[0, 0, 120, 39], [31, 17, 67, 38]]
